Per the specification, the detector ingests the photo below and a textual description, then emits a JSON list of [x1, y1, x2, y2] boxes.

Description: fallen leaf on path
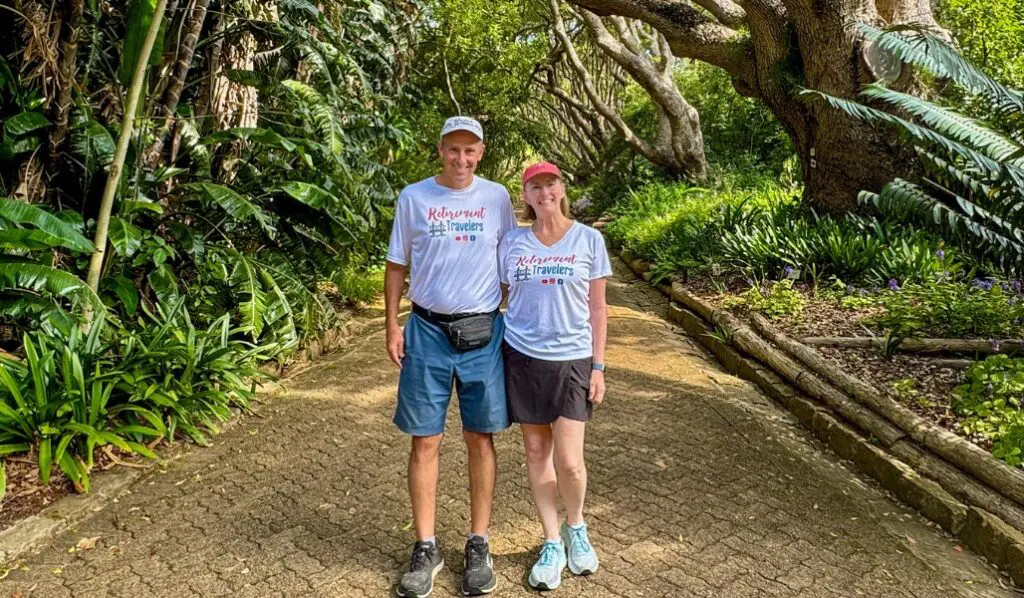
[[76, 536, 100, 551]]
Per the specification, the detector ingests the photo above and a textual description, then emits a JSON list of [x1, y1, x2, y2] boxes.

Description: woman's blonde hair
[[522, 179, 572, 220]]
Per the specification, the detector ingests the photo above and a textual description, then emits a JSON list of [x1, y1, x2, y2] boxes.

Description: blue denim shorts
[[394, 313, 509, 436]]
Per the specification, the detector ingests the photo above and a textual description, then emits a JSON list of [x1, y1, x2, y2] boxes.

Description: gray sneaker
[[528, 540, 567, 591], [397, 540, 444, 597], [561, 522, 599, 575], [461, 536, 497, 595]]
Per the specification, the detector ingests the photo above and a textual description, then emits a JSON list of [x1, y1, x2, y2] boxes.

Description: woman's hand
[[588, 370, 605, 404]]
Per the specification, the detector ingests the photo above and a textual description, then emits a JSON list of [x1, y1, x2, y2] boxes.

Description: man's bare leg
[[463, 430, 496, 536], [409, 434, 443, 540]]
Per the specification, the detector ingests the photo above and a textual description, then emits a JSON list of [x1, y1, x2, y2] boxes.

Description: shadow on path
[[1, 259, 1016, 597]]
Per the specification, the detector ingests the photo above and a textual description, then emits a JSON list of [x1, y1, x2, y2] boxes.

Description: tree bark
[[48, 0, 85, 166], [146, 0, 212, 168], [564, 0, 945, 213]]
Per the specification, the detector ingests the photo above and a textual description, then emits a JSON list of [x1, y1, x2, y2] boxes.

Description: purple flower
[[845, 284, 855, 294], [783, 266, 794, 278], [972, 278, 994, 291], [888, 279, 901, 291], [936, 249, 945, 259], [1014, 280, 1022, 293]]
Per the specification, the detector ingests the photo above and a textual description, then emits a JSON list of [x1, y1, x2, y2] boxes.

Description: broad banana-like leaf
[[108, 217, 144, 257], [0, 198, 94, 253], [3, 112, 50, 136]]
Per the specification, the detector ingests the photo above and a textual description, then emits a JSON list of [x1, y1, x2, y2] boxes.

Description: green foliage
[[954, 355, 1024, 466], [118, 0, 166, 85], [718, 211, 960, 285], [0, 321, 161, 491], [332, 266, 385, 306], [111, 302, 272, 445], [395, 0, 550, 183], [603, 178, 955, 287], [0, 0, 399, 485], [807, 25, 1024, 276], [892, 378, 935, 409], [0, 199, 100, 332], [937, 0, 1024, 89], [674, 61, 793, 172], [722, 279, 807, 319], [0, 301, 273, 489], [867, 281, 1024, 338]]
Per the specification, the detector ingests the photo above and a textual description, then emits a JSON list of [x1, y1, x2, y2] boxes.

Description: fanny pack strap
[[412, 303, 495, 326]]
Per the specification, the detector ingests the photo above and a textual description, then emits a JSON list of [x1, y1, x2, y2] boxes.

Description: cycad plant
[[806, 24, 1024, 274]]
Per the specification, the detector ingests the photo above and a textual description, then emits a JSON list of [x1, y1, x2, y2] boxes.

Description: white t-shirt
[[500, 222, 612, 361], [387, 176, 517, 314]]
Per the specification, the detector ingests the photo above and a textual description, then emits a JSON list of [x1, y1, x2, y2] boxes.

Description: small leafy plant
[[867, 281, 1024, 338], [722, 279, 807, 319], [954, 355, 1024, 467]]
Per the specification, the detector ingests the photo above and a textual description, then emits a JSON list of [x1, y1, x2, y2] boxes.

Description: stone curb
[[0, 310, 382, 568], [611, 242, 1024, 587]]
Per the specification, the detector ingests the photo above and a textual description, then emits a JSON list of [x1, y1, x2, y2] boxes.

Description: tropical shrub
[[810, 25, 1024, 276], [0, 320, 162, 491]]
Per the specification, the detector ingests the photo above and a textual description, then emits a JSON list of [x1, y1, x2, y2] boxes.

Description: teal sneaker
[[560, 522, 599, 575], [528, 540, 567, 591]]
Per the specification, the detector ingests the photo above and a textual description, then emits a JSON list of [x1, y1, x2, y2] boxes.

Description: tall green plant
[[86, 0, 168, 292], [804, 25, 1024, 275]]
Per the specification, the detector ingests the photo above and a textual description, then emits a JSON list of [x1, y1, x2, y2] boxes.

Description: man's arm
[[385, 260, 408, 367]]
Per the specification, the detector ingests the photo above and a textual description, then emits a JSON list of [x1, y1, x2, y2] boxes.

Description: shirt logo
[[427, 206, 486, 241]]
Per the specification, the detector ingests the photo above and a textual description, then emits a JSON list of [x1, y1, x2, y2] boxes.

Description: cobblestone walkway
[[2, 259, 1017, 597]]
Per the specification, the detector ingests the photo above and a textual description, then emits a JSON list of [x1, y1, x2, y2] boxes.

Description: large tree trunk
[[564, 0, 943, 213]]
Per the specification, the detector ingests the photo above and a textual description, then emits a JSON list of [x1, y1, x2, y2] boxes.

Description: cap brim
[[440, 127, 483, 140]]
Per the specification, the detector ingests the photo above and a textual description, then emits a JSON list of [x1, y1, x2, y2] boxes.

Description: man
[[385, 116, 517, 597]]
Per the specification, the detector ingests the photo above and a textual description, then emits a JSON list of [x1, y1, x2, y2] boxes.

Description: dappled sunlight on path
[[1, 259, 1014, 597]]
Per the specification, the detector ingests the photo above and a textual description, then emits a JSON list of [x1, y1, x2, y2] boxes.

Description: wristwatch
[[592, 362, 606, 372]]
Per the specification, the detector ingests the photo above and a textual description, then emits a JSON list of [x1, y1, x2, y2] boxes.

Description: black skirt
[[502, 342, 593, 424]]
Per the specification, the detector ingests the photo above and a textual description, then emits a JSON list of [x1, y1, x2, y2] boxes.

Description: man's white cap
[[440, 116, 484, 141]]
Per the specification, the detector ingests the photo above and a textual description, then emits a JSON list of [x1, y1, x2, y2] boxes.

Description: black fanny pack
[[413, 304, 496, 352]]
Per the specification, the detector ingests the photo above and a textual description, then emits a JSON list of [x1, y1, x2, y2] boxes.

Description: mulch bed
[[0, 449, 130, 534], [678, 278, 985, 451]]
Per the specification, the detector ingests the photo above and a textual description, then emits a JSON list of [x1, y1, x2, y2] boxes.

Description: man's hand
[[386, 321, 405, 368], [588, 370, 605, 404]]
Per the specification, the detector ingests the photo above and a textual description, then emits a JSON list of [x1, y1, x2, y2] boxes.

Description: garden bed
[[674, 278, 1021, 463], [0, 301, 380, 538]]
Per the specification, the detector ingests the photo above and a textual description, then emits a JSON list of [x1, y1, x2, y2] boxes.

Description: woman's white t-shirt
[[499, 221, 612, 361], [386, 176, 517, 314]]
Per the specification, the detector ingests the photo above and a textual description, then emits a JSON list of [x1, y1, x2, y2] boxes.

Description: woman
[[499, 161, 611, 591]]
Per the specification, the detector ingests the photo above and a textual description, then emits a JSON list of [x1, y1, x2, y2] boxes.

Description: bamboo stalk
[[801, 336, 1022, 355], [750, 313, 1024, 509], [85, 0, 170, 292]]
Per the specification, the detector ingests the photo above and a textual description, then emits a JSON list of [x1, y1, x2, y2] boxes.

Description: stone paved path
[[2, 258, 1018, 597]]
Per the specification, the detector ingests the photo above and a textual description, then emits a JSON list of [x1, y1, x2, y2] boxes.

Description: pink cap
[[522, 162, 562, 185]]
